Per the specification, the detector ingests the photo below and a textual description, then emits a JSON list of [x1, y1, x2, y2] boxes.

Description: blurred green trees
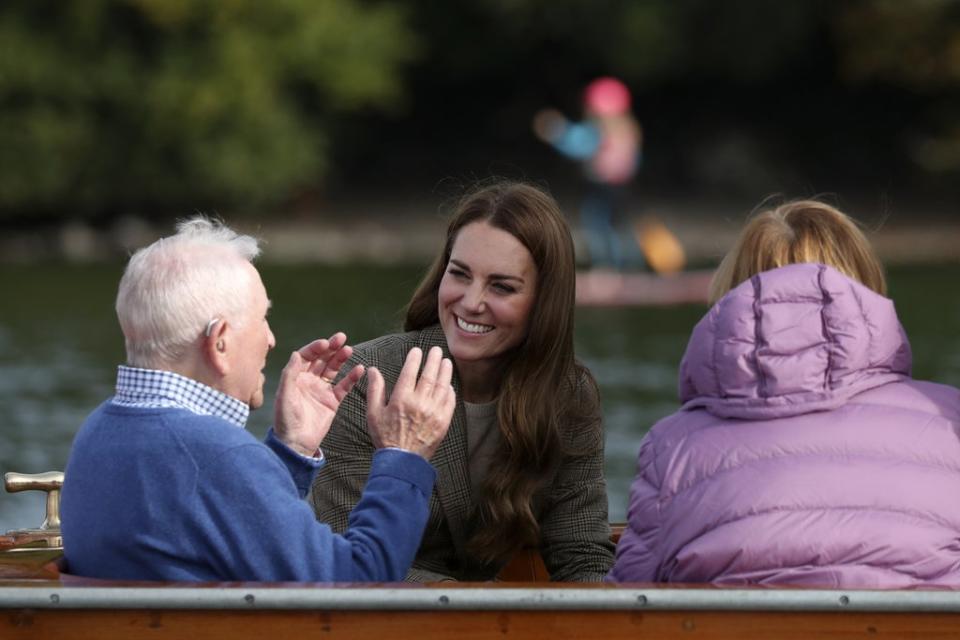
[[348, 0, 960, 203], [0, 0, 417, 219], [2, 0, 959, 222], [835, 0, 960, 175]]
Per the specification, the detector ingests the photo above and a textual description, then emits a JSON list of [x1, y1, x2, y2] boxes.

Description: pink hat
[[584, 77, 631, 116]]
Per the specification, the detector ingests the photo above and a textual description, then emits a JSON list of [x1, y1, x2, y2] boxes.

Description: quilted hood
[[679, 263, 912, 419]]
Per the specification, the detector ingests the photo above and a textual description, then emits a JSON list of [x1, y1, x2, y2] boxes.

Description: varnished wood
[[4, 524, 957, 640], [4, 609, 960, 640], [495, 548, 550, 582], [0, 545, 60, 580], [495, 524, 623, 582], [0, 524, 627, 583]]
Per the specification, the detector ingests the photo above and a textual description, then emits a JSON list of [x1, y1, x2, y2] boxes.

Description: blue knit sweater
[[61, 402, 436, 582]]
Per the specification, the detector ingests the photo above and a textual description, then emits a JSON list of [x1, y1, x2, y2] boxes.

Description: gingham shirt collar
[[112, 365, 250, 429]]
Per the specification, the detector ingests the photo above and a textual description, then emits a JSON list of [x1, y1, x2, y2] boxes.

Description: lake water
[[1, 262, 958, 534]]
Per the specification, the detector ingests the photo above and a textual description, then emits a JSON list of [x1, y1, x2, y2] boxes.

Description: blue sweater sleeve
[[197, 443, 435, 582], [263, 427, 324, 497], [334, 449, 436, 581]]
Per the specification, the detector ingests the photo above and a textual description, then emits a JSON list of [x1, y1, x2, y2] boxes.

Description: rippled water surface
[[1, 262, 958, 533]]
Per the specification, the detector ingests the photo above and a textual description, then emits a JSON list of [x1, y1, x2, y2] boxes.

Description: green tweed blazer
[[310, 325, 614, 582]]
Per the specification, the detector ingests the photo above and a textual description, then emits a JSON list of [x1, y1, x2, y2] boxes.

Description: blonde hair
[[709, 200, 886, 304]]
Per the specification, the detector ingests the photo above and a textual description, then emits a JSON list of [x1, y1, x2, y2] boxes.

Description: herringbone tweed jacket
[[310, 325, 614, 582]]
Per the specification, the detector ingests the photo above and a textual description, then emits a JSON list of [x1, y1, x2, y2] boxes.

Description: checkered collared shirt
[[112, 365, 250, 429]]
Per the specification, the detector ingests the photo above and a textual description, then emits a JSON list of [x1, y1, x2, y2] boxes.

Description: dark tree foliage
[[0, 0, 417, 220], [334, 0, 959, 203], [2, 0, 958, 222]]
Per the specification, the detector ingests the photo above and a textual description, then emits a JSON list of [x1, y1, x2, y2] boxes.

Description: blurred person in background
[[312, 181, 614, 582], [608, 200, 960, 587], [533, 77, 645, 271], [61, 217, 456, 582]]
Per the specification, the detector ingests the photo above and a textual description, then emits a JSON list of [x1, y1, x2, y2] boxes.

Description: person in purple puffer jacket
[[608, 200, 960, 587]]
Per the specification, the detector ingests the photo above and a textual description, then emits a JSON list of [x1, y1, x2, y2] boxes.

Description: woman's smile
[[438, 221, 537, 397], [455, 315, 495, 334]]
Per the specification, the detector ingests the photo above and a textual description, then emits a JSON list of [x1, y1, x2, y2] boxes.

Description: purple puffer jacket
[[608, 263, 960, 587]]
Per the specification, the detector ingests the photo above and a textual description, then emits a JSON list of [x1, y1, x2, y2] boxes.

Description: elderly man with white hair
[[61, 217, 455, 582]]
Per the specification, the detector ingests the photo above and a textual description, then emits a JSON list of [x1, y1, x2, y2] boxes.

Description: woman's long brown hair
[[405, 180, 601, 564]]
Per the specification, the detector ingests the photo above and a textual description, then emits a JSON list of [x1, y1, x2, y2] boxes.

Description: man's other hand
[[366, 346, 455, 460], [274, 332, 364, 457]]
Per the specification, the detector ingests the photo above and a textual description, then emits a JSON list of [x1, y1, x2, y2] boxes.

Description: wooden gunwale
[[5, 521, 960, 638], [3, 582, 960, 640]]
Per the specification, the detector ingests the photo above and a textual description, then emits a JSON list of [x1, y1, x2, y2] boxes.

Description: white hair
[[116, 216, 262, 368]]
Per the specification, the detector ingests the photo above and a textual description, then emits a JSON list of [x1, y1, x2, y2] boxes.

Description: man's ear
[[203, 319, 230, 376]]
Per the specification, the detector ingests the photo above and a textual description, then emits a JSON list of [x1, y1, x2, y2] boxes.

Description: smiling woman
[[311, 181, 614, 582], [437, 222, 537, 402]]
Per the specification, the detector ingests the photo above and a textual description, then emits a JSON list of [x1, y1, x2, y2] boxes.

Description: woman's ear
[[203, 319, 230, 376]]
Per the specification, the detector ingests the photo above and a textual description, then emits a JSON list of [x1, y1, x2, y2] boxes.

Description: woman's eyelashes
[[448, 267, 517, 295]]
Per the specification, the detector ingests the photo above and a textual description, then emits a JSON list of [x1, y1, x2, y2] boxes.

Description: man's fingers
[[274, 351, 304, 431], [417, 346, 443, 392], [319, 344, 353, 381], [333, 364, 365, 402], [278, 351, 304, 389], [365, 366, 386, 411], [434, 357, 454, 398], [297, 332, 347, 361], [298, 338, 329, 360], [364, 367, 386, 448], [441, 385, 457, 427], [297, 333, 354, 382], [394, 347, 423, 393]]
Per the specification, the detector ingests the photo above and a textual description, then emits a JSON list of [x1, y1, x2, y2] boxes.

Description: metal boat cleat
[[3, 471, 64, 549]]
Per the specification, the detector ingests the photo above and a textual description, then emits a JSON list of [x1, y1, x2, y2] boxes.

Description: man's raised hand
[[274, 332, 364, 457], [366, 346, 456, 460]]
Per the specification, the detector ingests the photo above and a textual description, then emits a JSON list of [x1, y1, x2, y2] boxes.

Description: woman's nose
[[461, 283, 486, 312]]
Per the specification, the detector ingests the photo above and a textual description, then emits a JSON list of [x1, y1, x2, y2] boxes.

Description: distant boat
[[576, 269, 713, 307]]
